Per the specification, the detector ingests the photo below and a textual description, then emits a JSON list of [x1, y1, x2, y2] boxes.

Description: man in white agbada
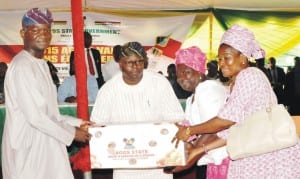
[[91, 42, 184, 179], [2, 8, 91, 179]]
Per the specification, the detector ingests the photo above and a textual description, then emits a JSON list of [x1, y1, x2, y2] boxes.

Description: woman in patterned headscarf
[[171, 25, 300, 178], [173, 46, 228, 179]]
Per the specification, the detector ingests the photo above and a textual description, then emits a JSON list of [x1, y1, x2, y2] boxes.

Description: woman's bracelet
[[185, 126, 191, 137]]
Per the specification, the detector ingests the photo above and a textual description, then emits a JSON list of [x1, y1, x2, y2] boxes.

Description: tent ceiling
[[1, 0, 300, 11]]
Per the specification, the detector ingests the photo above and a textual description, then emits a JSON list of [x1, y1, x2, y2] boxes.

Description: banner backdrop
[[0, 11, 195, 79]]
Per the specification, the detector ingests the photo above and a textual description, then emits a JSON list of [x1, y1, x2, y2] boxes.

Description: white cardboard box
[[89, 122, 186, 169]]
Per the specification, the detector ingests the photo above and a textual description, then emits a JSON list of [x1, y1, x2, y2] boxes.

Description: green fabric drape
[[182, 9, 300, 66], [213, 9, 300, 61]]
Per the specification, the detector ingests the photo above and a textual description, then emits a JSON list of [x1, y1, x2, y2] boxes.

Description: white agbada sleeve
[[90, 79, 113, 124], [152, 73, 185, 122], [59, 114, 83, 127]]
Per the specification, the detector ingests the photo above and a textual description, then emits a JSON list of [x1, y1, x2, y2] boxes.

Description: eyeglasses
[[123, 59, 145, 67], [25, 28, 51, 35]]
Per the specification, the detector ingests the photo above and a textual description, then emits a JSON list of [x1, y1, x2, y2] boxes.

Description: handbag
[[227, 104, 299, 160]]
